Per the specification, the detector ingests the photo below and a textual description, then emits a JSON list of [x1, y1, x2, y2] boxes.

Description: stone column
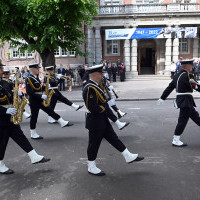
[[165, 38, 172, 75], [193, 38, 199, 59], [87, 27, 95, 66], [124, 39, 131, 71], [131, 39, 138, 75], [95, 27, 102, 64], [172, 38, 179, 62]]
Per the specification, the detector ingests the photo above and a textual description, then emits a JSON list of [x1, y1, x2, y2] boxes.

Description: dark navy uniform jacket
[[25, 74, 45, 104], [0, 78, 13, 126], [161, 69, 200, 108], [82, 80, 115, 131]]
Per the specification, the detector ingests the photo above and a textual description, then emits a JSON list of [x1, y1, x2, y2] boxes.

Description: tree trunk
[[40, 49, 55, 68]]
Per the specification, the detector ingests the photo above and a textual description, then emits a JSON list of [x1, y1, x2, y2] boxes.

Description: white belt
[[35, 92, 42, 94], [1, 104, 12, 108], [49, 87, 58, 89], [176, 92, 193, 96]]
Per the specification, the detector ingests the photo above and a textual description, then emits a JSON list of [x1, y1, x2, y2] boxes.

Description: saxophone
[[42, 72, 55, 107], [10, 74, 29, 125]]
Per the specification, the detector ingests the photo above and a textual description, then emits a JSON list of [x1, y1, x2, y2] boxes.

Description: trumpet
[[55, 73, 71, 80]]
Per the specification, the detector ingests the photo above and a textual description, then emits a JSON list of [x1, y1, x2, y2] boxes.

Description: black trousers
[[87, 123, 126, 161], [113, 73, 116, 82], [174, 107, 200, 136], [30, 103, 60, 129], [50, 92, 72, 110], [0, 124, 33, 160], [59, 79, 65, 91]]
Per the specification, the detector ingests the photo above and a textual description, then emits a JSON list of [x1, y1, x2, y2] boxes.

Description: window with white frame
[[54, 47, 76, 57], [179, 39, 190, 54], [106, 40, 120, 56], [10, 47, 34, 59]]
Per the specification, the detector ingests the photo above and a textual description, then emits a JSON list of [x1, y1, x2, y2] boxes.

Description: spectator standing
[[65, 64, 74, 92], [119, 62, 126, 82], [14, 67, 22, 78], [58, 64, 66, 91], [22, 66, 30, 79], [116, 59, 121, 76], [112, 63, 117, 82], [175, 57, 183, 73], [106, 62, 112, 82]]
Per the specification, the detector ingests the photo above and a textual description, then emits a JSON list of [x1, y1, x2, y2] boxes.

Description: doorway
[[138, 39, 156, 75]]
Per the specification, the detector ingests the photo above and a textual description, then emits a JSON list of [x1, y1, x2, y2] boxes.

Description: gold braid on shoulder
[[27, 78, 41, 91]]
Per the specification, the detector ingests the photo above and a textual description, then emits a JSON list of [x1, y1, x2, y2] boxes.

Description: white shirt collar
[[90, 79, 99, 86]]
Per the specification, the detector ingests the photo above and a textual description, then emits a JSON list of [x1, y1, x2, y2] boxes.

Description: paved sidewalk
[[61, 79, 200, 102]]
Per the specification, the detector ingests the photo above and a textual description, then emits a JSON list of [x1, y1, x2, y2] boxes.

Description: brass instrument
[[42, 72, 55, 107], [10, 74, 29, 125]]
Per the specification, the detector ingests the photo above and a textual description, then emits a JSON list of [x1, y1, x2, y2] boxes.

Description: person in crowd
[[106, 61, 112, 82], [14, 67, 22, 78], [116, 59, 121, 76], [119, 62, 126, 82], [58, 64, 66, 91], [175, 57, 183, 73], [22, 66, 30, 79], [65, 64, 74, 92], [112, 63, 118, 82]]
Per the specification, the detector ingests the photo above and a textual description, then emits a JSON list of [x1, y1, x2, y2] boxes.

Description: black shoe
[[128, 156, 144, 163], [172, 143, 188, 147], [66, 122, 74, 127], [117, 112, 127, 119], [0, 169, 14, 174], [33, 157, 51, 164], [31, 136, 44, 140], [88, 171, 106, 176], [120, 122, 130, 130], [76, 105, 84, 111]]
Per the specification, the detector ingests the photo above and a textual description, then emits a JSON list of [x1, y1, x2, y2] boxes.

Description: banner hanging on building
[[105, 27, 197, 40]]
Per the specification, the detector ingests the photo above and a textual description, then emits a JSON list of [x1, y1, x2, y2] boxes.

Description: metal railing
[[98, 3, 200, 15]]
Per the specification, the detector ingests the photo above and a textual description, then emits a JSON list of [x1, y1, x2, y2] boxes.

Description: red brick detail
[[179, 39, 194, 60], [124, 0, 132, 4]]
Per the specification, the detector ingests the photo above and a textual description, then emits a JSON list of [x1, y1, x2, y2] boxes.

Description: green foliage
[[0, 0, 98, 56]]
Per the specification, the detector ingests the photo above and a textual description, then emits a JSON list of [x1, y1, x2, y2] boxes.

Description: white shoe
[[48, 116, 57, 124], [115, 120, 129, 130], [88, 161, 105, 176], [72, 103, 79, 110], [172, 135, 187, 147], [122, 148, 138, 163], [28, 150, 44, 164], [58, 118, 69, 128], [0, 161, 9, 173], [23, 111, 31, 119], [117, 110, 127, 119], [30, 129, 43, 139]]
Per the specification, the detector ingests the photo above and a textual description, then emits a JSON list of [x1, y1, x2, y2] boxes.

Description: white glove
[[157, 98, 165, 105], [57, 74, 62, 79], [18, 90, 22, 96], [6, 108, 17, 115], [108, 85, 114, 91], [41, 95, 47, 100]]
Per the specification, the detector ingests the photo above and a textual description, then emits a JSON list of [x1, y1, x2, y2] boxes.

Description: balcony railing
[[98, 3, 200, 15]]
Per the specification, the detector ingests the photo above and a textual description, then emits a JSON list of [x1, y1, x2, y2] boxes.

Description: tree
[[0, 0, 98, 67]]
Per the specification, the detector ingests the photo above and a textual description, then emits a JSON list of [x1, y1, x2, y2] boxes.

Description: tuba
[[10, 74, 29, 125], [42, 72, 55, 107]]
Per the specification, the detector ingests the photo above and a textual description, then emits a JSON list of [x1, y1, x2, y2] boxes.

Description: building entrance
[[138, 39, 156, 75]]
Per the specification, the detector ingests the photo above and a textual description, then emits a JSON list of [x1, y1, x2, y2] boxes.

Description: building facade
[[1, 0, 200, 76], [87, 0, 200, 76]]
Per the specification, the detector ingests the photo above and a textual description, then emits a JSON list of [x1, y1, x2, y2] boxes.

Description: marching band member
[[44, 66, 83, 124], [25, 63, 73, 140], [83, 64, 144, 176], [0, 63, 50, 174], [3, 69, 31, 119], [157, 59, 200, 147]]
